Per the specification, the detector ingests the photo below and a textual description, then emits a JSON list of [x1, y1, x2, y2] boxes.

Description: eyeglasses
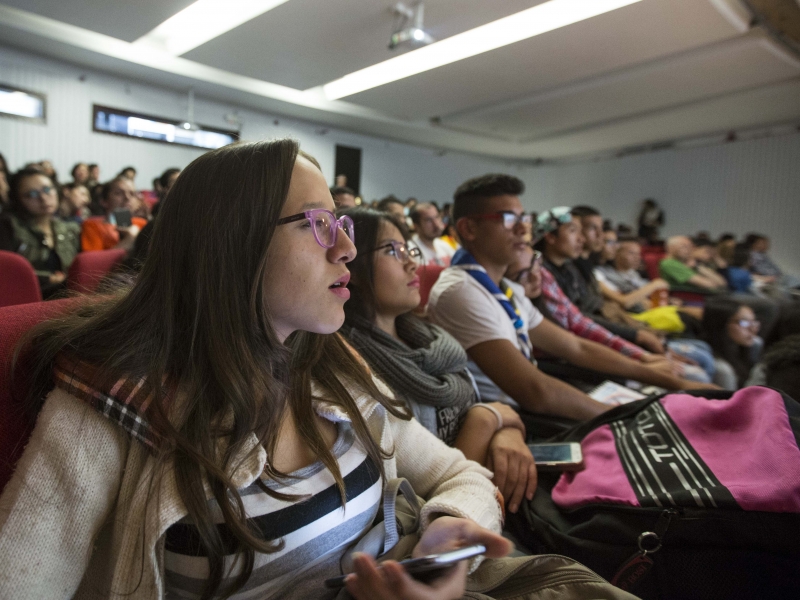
[[732, 319, 760, 330], [23, 186, 55, 200], [470, 211, 533, 230], [514, 250, 543, 284], [277, 209, 354, 249], [368, 241, 422, 264]]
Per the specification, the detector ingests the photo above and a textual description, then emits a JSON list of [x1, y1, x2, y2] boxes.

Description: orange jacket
[[81, 216, 148, 251]]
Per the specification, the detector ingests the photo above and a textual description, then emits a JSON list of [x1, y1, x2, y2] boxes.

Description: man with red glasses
[[427, 174, 611, 422], [428, 175, 714, 428]]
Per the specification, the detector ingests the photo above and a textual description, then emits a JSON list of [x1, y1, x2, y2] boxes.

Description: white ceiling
[[0, 0, 798, 161]]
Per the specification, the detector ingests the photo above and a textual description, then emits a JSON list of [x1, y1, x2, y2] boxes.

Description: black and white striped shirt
[[164, 421, 382, 599]]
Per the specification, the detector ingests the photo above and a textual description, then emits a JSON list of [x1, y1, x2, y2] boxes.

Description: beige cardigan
[[0, 380, 502, 599]]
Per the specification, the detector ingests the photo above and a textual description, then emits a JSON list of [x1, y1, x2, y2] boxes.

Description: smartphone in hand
[[324, 544, 486, 589]]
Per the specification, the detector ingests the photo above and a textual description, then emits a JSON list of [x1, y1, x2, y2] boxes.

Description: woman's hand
[[344, 517, 511, 600], [486, 428, 537, 513], [485, 402, 526, 435]]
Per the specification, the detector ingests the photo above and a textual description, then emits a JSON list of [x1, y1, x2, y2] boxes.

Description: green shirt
[[659, 258, 697, 286]]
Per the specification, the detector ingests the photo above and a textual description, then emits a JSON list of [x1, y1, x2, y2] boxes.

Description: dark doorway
[[334, 145, 362, 195]]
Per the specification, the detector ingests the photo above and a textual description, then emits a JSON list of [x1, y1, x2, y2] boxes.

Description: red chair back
[[67, 249, 126, 294], [643, 253, 665, 280], [0, 298, 80, 493], [416, 264, 445, 311], [0, 250, 43, 307]]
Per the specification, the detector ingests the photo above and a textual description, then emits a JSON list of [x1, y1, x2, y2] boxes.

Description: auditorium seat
[[643, 252, 665, 280], [416, 264, 445, 312], [67, 248, 126, 294], [0, 250, 42, 307], [0, 298, 79, 493]]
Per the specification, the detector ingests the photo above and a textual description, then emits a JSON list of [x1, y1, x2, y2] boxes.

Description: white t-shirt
[[427, 268, 544, 407], [411, 234, 457, 267]]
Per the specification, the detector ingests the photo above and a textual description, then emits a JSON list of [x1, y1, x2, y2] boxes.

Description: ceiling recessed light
[[323, 0, 643, 100], [134, 0, 292, 56]]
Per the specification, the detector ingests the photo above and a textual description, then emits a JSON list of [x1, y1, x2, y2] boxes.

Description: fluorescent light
[[134, 0, 292, 56], [323, 0, 643, 100]]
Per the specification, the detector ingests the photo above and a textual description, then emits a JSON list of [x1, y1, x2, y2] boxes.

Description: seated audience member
[[536, 206, 666, 353], [747, 233, 800, 289], [410, 202, 457, 266], [660, 235, 728, 291], [71, 162, 89, 186], [58, 182, 91, 223], [0, 167, 80, 297], [595, 232, 671, 311], [331, 185, 357, 208], [762, 334, 800, 400], [118, 166, 137, 182], [725, 242, 755, 293], [692, 238, 727, 272], [340, 207, 536, 512], [508, 245, 714, 386], [375, 195, 407, 223], [702, 298, 762, 390], [86, 163, 100, 189], [0, 140, 510, 599], [37, 160, 59, 186], [81, 176, 147, 252]]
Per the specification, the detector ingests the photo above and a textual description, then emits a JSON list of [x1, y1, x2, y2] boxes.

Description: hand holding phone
[[324, 545, 485, 589]]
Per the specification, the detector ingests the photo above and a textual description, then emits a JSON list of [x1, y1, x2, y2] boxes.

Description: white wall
[[0, 45, 520, 202], [519, 134, 800, 274], [2, 45, 798, 273]]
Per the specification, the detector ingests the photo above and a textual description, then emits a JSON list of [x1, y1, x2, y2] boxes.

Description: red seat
[[0, 298, 79, 493], [0, 250, 43, 307], [416, 264, 445, 312], [67, 249, 126, 294], [643, 252, 665, 281]]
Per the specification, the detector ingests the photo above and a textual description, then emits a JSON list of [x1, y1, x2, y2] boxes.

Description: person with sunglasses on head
[[1, 140, 511, 600], [339, 207, 537, 514], [426, 174, 612, 425], [506, 245, 717, 392], [702, 298, 763, 389], [0, 167, 80, 298], [536, 206, 668, 356]]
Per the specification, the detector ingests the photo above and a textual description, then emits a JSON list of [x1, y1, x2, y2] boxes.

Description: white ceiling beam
[[321, 0, 644, 100], [133, 0, 292, 56]]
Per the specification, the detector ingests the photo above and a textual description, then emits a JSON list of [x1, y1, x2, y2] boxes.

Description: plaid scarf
[[451, 248, 532, 359], [53, 353, 161, 451]]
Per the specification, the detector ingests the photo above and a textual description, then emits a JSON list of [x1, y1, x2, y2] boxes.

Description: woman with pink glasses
[[0, 140, 508, 600]]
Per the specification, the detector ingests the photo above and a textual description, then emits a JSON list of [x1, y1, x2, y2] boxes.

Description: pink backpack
[[510, 387, 800, 600]]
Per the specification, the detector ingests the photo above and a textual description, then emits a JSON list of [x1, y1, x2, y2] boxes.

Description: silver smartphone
[[324, 544, 486, 589], [528, 442, 584, 471]]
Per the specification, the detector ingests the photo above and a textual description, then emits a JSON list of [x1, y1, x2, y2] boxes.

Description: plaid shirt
[[53, 353, 160, 450], [539, 266, 645, 360]]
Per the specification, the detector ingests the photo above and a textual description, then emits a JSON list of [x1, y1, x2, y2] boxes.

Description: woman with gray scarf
[[339, 208, 537, 514]]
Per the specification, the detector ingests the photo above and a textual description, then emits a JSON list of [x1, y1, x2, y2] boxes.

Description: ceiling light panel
[[323, 0, 644, 100], [135, 0, 292, 56]]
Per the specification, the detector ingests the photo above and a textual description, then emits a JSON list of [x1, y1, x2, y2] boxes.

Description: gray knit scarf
[[341, 313, 477, 442]]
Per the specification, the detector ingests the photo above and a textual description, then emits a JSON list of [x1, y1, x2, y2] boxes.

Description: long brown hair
[[15, 139, 409, 599]]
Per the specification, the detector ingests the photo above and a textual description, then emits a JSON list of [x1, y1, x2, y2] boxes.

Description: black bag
[[507, 388, 800, 600]]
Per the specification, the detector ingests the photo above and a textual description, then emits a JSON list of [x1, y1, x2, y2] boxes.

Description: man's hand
[[486, 428, 537, 513], [641, 354, 682, 377], [344, 517, 511, 600], [485, 402, 525, 436], [635, 329, 666, 354]]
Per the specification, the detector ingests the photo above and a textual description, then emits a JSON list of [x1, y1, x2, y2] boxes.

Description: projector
[[389, 3, 435, 50]]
